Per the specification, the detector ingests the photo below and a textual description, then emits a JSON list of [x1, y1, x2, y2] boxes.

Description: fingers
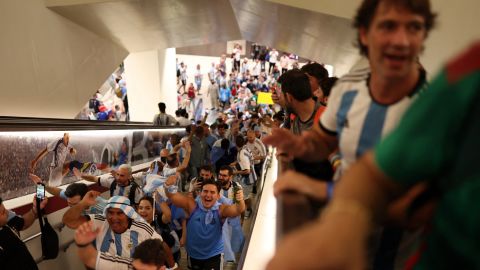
[[40, 197, 48, 208], [235, 190, 244, 201], [72, 168, 81, 178], [29, 173, 42, 184]]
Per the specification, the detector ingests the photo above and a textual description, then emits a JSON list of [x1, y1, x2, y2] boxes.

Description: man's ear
[[284, 92, 292, 103], [359, 27, 369, 47]]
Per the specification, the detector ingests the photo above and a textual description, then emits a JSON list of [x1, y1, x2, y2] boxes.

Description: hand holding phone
[[36, 183, 45, 200]]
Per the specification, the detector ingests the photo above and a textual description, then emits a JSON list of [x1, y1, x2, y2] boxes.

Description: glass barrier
[[0, 117, 185, 201]]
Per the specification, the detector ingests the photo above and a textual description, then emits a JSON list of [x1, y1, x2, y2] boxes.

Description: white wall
[[0, 0, 128, 118], [124, 48, 177, 122], [422, 0, 480, 76]]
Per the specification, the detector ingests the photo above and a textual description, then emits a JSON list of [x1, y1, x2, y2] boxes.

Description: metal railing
[[237, 147, 274, 270]]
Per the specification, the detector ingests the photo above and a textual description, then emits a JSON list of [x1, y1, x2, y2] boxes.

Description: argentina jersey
[[320, 67, 426, 178], [90, 214, 161, 258]]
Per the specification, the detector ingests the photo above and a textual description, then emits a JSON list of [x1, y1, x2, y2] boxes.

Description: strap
[[128, 181, 138, 205], [110, 181, 116, 197]]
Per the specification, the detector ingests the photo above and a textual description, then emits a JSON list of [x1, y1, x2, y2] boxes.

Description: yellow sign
[[257, 92, 274, 105]]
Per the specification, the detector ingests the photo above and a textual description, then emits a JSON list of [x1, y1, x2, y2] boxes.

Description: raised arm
[[263, 123, 337, 162], [75, 221, 101, 269], [159, 201, 172, 224], [63, 191, 99, 229], [220, 189, 245, 218], [176, 141, 191, 173], [73, 168, 101, 183], [29, 173, 62, 197], [30, 147, 48, 173], [164, 175, 195, 214]]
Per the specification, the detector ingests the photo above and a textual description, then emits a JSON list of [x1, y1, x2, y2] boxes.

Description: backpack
[[109, 180, 139, 206], [37, 201, 59, 260]]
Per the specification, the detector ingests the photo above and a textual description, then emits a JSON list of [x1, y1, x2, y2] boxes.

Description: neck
[[294, 99, 316, 121], [222, 181, 232, 190], [370, 67, 420, 104]]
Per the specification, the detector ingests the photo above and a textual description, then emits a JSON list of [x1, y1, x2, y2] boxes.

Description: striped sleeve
[[96, 252, 132, 270], [256, 139, 266, 157]]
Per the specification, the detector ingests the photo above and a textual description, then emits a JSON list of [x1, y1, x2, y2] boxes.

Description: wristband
[[75, 241, 92, 248], [326, 182, 334, 201], [164, 184, 178, 194]]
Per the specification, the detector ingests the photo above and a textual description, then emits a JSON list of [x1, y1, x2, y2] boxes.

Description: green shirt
[[375, 43, 480, 269]]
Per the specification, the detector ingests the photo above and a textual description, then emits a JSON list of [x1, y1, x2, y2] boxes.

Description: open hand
[[29, 173, 44, 185], [74, 221, 100, 246]]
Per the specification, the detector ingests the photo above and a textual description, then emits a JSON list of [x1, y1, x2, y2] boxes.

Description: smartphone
[[36, 183, 45, 200]]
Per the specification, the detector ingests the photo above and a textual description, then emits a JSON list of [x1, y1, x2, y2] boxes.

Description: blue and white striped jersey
[[90, 214, 161, 258], [320, 67, 426, 179]]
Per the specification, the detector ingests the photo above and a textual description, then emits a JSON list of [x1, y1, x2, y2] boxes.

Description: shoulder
[[327, 68, 370, 102], [338, 67, 370, 83], [131, 220, 156, 236], [7, 213, 24, 231], [97, 252, 132, 270], [91, 214, 106, 222]]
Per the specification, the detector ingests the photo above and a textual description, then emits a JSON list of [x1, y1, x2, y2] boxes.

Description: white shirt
[[245, 138, 266, 165], [47, 138, 72, 167], [269, 51, 279, 63], [99, 175, 144, 204]]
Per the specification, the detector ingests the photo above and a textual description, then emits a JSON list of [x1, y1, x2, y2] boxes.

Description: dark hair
[[0, 197, 3, 205], [199, 165, 213, 173], [353, 0, 436, 56], [301, 63, 329, 82], [139, 195, 154, 207], [201, 179, 221, 193], [185, 124, 193, 134], [218, 123, 228, 130], [166, 154, 177, 167], [235, 135, 246, 148], [132, 239, 166, 267], [64, 183, 88, 199], [278, 69, 312, 101], [320, 77, 339, 97], [158, 102, 166, 113], [219, 165, 233, 176], [273, 112, 284, 122], [220, 138, 230, 150]]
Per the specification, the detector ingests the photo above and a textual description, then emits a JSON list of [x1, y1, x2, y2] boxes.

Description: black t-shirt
[[0, 215, 38, 270]]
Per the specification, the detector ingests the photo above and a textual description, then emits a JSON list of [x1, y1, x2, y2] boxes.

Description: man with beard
[[217, 165, 245, 262]]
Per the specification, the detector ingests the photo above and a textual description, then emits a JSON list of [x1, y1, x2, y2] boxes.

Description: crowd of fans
[[0, 131, 180, 201]]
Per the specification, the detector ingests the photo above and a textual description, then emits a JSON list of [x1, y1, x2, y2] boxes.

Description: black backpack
[[37, 201, 59, 260], [109, 180, 139, 205]]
